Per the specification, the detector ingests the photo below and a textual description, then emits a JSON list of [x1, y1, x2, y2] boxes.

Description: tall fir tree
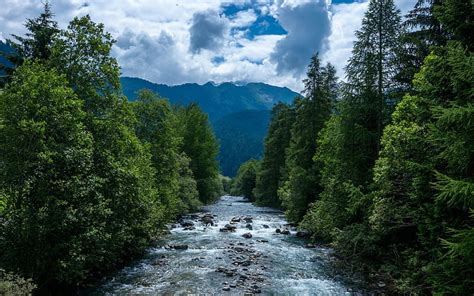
[[0, 1, 59, 85], [279, 54, 338, 223], [302, 0, 403, 240], [254, 102, 295, 207]]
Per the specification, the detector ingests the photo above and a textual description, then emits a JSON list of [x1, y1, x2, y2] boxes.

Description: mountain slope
[[120, 77, 300, 176], [214, 110, 271, 176], [120, 77, 298, 122]]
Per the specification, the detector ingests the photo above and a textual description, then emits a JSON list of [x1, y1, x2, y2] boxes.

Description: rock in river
[[242, 233, 252, 239]]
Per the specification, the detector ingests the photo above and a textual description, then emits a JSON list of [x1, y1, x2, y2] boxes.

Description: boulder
[[180, 221, 194, 227], [245, 223, 253, 230], [242, 233, 253, 239]]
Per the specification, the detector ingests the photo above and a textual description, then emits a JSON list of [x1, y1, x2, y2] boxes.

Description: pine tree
[[0, 1, 59, 85], [279, 54, 338, 223], [302, 0, 403, 241], [254, 103, 295, 207], [397, 0, 447, 87]]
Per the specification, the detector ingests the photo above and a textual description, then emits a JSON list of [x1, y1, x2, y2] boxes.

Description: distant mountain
[[121, 77, 300, 176], [120, 77, 298, 122], [214, 110, 271, 176]]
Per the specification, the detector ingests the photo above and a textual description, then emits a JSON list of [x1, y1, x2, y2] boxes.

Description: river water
[[91, 195, 360, 295]]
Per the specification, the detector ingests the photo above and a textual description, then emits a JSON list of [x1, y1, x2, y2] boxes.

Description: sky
[[0, 0, 415, 92]]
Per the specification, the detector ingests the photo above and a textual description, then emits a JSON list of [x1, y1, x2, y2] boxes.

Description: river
[[91, 195, 363, 295]]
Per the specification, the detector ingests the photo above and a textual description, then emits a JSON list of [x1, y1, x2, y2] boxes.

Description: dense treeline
[[233, 0, 473, 293], [0, 4, 221, 293]]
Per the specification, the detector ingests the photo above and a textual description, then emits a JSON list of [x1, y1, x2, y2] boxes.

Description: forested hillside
[[120, 77, 299, 176], [214, 110, 271, 176], [232, 0, 474, 293]]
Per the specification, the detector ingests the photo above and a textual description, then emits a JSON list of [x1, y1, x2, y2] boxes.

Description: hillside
[[121, 77, 300, 176], [120, 77, 298, 122], [214, 110, 271, 176]]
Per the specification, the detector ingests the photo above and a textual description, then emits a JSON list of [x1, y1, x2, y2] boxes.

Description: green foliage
[[280, 54, 338, 223], [132, 89, 201, 216], [0, 269, 36, 296], [176, 103, 221, 203], [0, 62, 104, 286], [231, 159, 260, 201], [254, 103, 295, 207], [0, 2, 59, 86]]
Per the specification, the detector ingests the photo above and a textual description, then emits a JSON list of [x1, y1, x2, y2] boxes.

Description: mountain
[[214, 110, 271, 176], [120, 77, 298, 122], [122, 77, 301, 177]]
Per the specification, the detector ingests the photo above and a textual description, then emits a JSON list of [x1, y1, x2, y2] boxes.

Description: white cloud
[[0, 0, 417, 92], [322, 0, 415, 80]]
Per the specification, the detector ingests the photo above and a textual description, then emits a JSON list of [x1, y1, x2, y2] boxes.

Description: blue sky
[[0, 0, 414, 91]]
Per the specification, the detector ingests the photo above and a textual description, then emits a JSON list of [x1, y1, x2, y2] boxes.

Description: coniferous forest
[[233, 0, 474, 294], [0, 0, 473, 295]]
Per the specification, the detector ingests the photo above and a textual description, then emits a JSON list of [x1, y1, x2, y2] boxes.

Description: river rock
[[281, 229, 290, 235], [183, 226, 195, 231], [180, 221, 194, 227], [220, 224, 237, 232], [262, 224, 269, 229], [275, 228, 281, 234], [246, 223, 253, 230], [170, 244, 189, 250], [201, 216, 214, 226], [243, 216, 253, 223], [231, 217, 241, 223], [222, 286, 230, 291]]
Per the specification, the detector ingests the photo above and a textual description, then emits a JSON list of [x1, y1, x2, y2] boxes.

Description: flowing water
[[91, 196, 363, 295]]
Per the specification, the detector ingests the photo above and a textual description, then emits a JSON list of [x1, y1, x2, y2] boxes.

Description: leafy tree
[[46, 16, 160, 284], [176, 103, 221, 203], [132, 89, 201, 215], [0, 62, 104, 287], [254, 103, 295, 207], [231, 159, 260, 201], [279, 54, 338, 223]]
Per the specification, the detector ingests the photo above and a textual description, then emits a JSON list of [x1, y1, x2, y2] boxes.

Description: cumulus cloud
[[0, 0, 418, 92], [271, 0, 331, 76], [189, 10, 228, 53]]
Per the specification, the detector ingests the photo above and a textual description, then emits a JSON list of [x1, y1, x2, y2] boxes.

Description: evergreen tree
[[303, 0, 403, 236], [398, 0, 447, 87], [368, 43, 473, 294], [279, 54, 338, 223], [177, 103, 221, 203], [254, 103, 295, 207], [0, 2, 58, 85]]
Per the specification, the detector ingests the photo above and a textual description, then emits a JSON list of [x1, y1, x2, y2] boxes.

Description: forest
[[231, 0, 474, 294], [0, 4, 223, 294], [0, 0, 472, 295]]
